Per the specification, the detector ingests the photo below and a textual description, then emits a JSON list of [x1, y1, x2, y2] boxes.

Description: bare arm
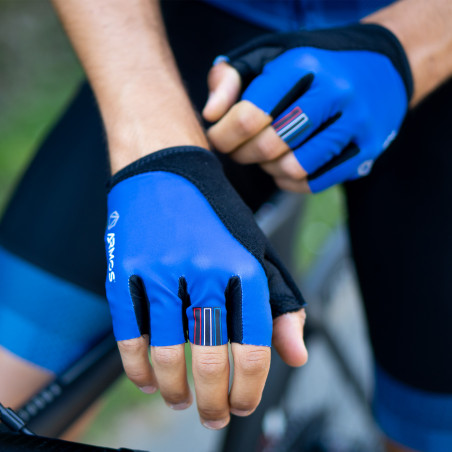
[[363, 0, 452, 106], [51, 0, 208, 173], [50, 0, 308, 430], [203, 0, 452, 194]]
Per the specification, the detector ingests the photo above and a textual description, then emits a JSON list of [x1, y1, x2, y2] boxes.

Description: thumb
[[202, 62, 241, 122], [272, 310, 308, 367]]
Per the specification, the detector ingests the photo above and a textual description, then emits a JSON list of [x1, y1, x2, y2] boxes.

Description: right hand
[[105, 146, 308, 429], [203, 24, 412, 193]]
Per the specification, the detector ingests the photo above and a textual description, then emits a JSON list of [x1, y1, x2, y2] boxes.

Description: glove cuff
[[225, 23, 413, 101], [349, 23, 413, 101], [107, 146, 306, 315], [108, 146, 216, 191]]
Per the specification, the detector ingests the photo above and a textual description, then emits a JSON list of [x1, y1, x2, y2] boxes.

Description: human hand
[[105, 146, 307, 429], [203, 24, 412, 193]]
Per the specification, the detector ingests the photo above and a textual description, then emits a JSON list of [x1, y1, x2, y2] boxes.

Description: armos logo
[[107, 233, 116, 282], [108, 210, 120, 230]]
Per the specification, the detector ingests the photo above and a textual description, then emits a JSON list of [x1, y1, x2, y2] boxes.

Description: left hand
[[105, 146, 307, 428], [203, 24, 412, 193]]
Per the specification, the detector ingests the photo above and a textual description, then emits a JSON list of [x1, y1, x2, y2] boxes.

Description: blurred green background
[[0, 0, 345, 446]]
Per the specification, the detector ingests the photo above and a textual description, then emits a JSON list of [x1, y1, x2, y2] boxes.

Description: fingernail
[[202, 419, 229, 430], [139, 385, 157, 394], [230, 408, 253, 417], [168, 400, 192, 411]]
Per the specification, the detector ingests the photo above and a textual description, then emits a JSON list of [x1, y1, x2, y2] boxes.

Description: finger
[[207, 100, 272, 154], [229, 344, 270, 416], [191, 344, 230, 429], [307, 147, 364, 193], [274, 176, 311, 194], [262, 116, 355, 191], [203, 62, 242, 122], [229, 124, 291, 164], [260, 151, 307, 180], [244, 70, 340, 152], [272, 310, 308, 367], [151, 344, 192, 410], [293, 117, 352, 175], [117, 335, 158, 393]]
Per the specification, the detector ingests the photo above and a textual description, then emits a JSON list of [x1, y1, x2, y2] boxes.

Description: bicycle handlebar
[[0, 431, 146, 452]]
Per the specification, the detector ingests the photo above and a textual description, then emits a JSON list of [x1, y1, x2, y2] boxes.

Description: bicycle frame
[[3, 190, 373, 452]]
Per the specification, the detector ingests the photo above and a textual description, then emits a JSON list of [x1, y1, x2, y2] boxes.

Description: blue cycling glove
[[219, 24, 413, 192], [105, 146, 305, 347]]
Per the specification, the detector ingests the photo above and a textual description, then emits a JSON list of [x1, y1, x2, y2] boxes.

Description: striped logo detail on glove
[[193, 307, 222, 346]]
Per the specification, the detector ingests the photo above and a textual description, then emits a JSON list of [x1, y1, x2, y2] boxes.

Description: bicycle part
[[16, 332, 122, 437]]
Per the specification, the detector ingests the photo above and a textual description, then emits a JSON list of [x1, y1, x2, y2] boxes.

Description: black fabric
[[129, 275, 151, 337], [1, 0, 451, 397], [301, 111, 342, 146], [270, 73, 314, 118], [178, 277, 191, 342], [109, 146, 306, 318], [160, 0, 279, 213], [225, 276, 243, 343], [0, 83, 109, 296], [345, 77, 452, 393], [226, 23, 413, 100], [0, 1, 274, 296], [308, 143, 360, 180]]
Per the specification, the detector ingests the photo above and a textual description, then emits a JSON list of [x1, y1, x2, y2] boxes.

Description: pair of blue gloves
[[106, 23, 412, 347]]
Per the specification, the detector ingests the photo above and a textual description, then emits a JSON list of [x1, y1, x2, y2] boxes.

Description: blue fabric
[[0, 246, 111, 374], [106, 171, 272, 346], [242, 45, 407, 192], [374, 365, 452, 452], [203, 0, 394, 31]]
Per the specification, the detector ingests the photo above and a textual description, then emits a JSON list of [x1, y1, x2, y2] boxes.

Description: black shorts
[[1, 2, 451, 450]]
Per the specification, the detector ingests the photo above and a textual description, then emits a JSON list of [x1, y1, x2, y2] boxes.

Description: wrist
[[103, 85, 209, 174], [108, 125, 209, 174], [362, 0, 452, 106], [85, 69, 208, 173], [108, 146, 214, 190]]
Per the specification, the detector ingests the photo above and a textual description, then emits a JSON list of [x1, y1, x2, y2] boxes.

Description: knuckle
[[125, 369, 150, 382], [236, 107, 260, 137], [196, 353, 228, 378], [256, 138, 277, 161], [236, 348, 269, 376], [118, 338, 146, 354], [335, 81, 354, 104], [322, 72, 353, 102], [238, 258, 265, 282], [152, 346, 183, 368]]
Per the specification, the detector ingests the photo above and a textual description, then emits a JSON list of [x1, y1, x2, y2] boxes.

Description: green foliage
[[1, 0, 345, 442], [296, 186, 345, 273], [81, 343, 193, 442], [0, 0, 82, 212]]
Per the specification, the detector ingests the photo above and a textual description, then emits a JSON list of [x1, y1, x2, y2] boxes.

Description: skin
[[0, 346, 53, 410], [203, 0, 452, 194], [202, 1, 452, 449], [2, 0, 449, 449], [0, 0, 307, 433]]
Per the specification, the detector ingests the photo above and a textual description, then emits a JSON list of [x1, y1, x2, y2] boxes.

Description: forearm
[[363, 0, 452, 106], [52, 0, 208, 173]]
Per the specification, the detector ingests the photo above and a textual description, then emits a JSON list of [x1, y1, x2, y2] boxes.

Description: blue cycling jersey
[[202, 0, 394, 31]]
